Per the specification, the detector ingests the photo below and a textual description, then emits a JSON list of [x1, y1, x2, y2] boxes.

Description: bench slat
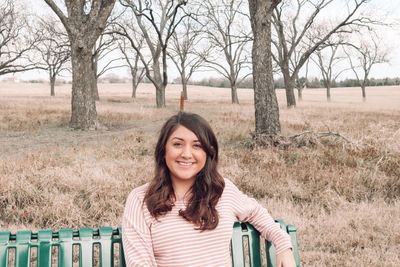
[[79, 228, 94, 266], [38, 229, 53, 266], [16, 231, 31, 266], [0, 232, 11, 267], [99, 227, 114, 267], [59, 229, 73, 267]]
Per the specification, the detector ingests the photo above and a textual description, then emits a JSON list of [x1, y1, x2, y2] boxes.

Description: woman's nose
[[180, 145, 192, 158]]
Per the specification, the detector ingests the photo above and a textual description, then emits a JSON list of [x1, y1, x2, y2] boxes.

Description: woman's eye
[[173, 143, 182, 147], [193, 143, 202, 149]]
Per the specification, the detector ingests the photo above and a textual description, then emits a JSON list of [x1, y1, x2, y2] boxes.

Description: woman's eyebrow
[[170, 137, 200, 142]]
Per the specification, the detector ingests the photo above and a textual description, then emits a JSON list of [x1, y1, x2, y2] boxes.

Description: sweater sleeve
[[227, 179, 293, 255], [122, 189, 157, 267]]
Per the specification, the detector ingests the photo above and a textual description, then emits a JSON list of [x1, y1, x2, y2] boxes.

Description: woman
[[122, 112, 296, 267]]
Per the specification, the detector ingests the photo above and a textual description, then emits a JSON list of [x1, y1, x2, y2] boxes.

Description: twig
[[317, 131, 353, 144]]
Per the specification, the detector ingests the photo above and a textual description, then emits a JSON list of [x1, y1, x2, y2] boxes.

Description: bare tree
[[35, 18, 70, 96], [168, 16, 206, 100], [345, 34, 388, 101], [0, 0, 41, 76], [313, 43, 348, 102], [200, 0, 252, 104], [118, 37, 146, 98], [272, 0, 376, 107], [43, 0, 116, 130], [117, 0, 188, 108], [249, 0, 282, 136]]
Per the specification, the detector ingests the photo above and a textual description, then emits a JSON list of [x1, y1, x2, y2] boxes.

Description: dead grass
[[0, 81, 399, 266]]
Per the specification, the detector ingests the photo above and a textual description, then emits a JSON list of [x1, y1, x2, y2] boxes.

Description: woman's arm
[[122, 189, 157, 267], [227, 179, 294, 257]]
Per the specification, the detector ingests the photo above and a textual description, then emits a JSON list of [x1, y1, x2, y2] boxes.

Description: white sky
[[7, 0, 400, 82]]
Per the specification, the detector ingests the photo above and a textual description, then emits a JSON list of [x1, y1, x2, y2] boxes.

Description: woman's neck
[[172, 180, 194, 201]]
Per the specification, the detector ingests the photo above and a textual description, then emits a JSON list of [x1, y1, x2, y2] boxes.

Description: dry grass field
[[0, 81, 399, 266]]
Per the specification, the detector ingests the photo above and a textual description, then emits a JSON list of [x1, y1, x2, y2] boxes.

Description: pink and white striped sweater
[[122, 178, 292, 267]]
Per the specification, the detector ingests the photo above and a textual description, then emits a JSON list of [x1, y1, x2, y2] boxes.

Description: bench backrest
[[0, 220, 300, 267]]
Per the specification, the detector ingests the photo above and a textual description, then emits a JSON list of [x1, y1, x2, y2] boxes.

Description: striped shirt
[[122, 178, 292, 267]]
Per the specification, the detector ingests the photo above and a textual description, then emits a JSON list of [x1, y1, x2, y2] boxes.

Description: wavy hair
[[144, 112, 225, 230]]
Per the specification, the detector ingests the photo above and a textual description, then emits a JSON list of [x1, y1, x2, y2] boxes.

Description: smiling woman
[[165, 125, 207, 199], [122, 112, 296, 267]]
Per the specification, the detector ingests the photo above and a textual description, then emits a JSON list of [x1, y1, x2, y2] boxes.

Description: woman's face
[[165, 125, 207, 186]]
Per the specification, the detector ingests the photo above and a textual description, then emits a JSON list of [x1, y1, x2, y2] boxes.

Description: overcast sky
[[7, 0, 400, 82]]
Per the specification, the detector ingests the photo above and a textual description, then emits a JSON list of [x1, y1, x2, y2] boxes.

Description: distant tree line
[[189, 76, 400, 89]]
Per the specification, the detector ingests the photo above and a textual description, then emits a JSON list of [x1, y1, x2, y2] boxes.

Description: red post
[[180, 91, 184, 112]]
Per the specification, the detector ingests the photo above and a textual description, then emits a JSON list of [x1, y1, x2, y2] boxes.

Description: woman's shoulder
[[223, 177, 237, 188], [126, 182, 149, 203], [222, 178, 240, 194], [219, 178, 243, 208]]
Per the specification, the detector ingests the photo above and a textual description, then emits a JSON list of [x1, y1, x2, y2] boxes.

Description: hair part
[[144, 112, 225, 230]]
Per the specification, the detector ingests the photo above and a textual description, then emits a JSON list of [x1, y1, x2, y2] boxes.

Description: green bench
[[0, 220, 300, 266]]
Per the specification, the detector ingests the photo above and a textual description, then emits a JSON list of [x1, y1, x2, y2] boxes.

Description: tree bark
[[50, 74, 56, 96], [181, 67, 188, 100], [361, 85, 366, 101], [281, 67, 297, 107], [131, 73, 137, 98], [249, 0, 281, 135], [156, 85, 166, 108], [152, 60, 166, 108], [69, 46, 97, 129], [231, 83, 239, 104], [182, 78, 188, 100], [285, 79, 296, 107], [327, 86, 331, 102]]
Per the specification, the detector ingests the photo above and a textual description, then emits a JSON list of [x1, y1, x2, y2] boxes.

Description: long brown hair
[[144, 112, 225, 230]]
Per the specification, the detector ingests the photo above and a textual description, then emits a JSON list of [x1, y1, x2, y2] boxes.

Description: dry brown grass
[[0, 81, 399, 266]]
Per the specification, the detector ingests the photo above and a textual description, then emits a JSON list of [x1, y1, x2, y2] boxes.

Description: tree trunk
[[69, 46, 97, 129], [327, 85, 331, 102], [230, 65, 239, 104], [181, 68, 188, 100], [182, 79, 188, 100], [282, 69, 297, 107], [249, 0, 280, 135], [132, 79, 137, 98], [285, 79, 296, 107], [156, 85, 166, 108], [130, 67, 138, 98], [153, 61, 166, 108], [50, 74, 56, 96], [231, 83, 239, 104], [297, 88, 302, 101], [361, 84, 366, 101]]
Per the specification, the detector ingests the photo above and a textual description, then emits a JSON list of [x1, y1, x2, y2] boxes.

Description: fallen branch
[[246, 130, 356, 149]]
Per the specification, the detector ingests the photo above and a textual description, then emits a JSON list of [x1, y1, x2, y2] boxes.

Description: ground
[[0, 81, 399, 266]]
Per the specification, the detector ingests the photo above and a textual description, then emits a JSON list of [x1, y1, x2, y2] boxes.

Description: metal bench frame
[[0, 220, 300, 267]]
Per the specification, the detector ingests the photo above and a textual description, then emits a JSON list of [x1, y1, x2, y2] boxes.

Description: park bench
[[0, 219, 300, 267]]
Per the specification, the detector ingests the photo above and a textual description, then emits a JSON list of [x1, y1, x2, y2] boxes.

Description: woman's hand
[[276, 248, 296, 267]]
